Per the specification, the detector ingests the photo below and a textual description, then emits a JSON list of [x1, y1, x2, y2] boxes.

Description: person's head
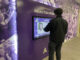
[[54, 8, 63, 16]]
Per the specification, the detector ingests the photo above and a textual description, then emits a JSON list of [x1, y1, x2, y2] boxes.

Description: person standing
[[44, 8, 68, 60]]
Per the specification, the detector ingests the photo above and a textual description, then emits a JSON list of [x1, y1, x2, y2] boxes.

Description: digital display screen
[[32, 16, 52, 40]]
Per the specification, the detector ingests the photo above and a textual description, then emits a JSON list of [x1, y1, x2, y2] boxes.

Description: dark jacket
[[44, 16, 68, 43]]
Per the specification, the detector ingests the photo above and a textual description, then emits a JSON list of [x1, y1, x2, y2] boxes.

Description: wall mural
[[0, 0, 17, 60], [33, 0, 79, 40], [56, 0, 79, 40], [33, 0, 57, 7]]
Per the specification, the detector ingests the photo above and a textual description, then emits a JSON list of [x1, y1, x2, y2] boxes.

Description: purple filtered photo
[[0, 0, 17, 60]]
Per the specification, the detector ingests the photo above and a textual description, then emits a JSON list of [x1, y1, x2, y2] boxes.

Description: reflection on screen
[[34, 17, 52, 39]]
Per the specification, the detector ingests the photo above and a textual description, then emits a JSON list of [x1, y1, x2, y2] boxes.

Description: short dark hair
[[54, 8, 63, 16]]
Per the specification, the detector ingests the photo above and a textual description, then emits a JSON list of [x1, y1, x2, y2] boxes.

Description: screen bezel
[[32, 16, 53, 40]]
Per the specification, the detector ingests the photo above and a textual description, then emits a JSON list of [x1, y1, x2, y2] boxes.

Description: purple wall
[[17, 0, 55, 60], [0, 0, 17, 60]]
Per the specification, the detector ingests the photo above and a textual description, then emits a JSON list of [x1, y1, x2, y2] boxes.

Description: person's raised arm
[[44, 21, 52, 32]]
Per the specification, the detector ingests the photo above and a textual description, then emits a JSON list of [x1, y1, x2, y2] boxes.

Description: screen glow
[[33, 17, 52, 39]]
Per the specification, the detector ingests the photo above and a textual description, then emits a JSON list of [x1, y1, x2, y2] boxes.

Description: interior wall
[[54, 0, 79, 40], [77, 8, 80, 37], [0, 0, 17, 60], [17, 0, 80, 60]]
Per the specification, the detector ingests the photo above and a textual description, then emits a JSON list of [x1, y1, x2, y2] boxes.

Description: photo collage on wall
[[0, 0, 17, 60], [61, 4, 79, 40], [33, 0, 58, 7]]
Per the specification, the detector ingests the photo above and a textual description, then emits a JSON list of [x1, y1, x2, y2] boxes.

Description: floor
[[42, 37, 80, 60]]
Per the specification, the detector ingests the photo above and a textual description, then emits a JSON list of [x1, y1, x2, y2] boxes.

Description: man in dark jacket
[[44, 8, 68, 60]]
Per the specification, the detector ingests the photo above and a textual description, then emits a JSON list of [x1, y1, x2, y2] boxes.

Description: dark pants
[[48, 42, 62, 60]]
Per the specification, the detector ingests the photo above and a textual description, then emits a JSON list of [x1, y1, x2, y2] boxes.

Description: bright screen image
[[33, 16, 52, 39]]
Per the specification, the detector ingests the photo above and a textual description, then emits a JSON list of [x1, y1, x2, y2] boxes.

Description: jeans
[[48, 42, 62, 60]]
